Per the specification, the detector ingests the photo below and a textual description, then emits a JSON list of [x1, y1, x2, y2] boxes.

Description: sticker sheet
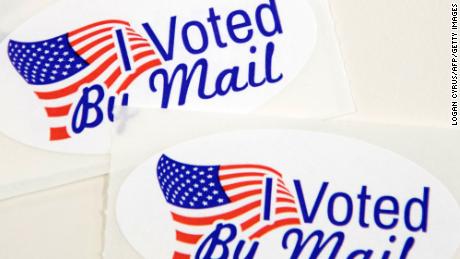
[[104, 108, 460, 259], [0, 0, 352, 154], [0, 0, 353, 199]]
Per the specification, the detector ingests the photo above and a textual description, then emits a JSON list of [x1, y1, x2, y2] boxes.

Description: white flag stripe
[[223, 186, 263, 198], [219, 167, 282, 177], [68, 22, 127, 44], [220, 176, 266, 186], [74, 36, 115, 59]]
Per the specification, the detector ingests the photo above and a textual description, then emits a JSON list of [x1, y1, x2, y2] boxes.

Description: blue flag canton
[[7, 34, 89, 85], [157, 155, 230, 209]]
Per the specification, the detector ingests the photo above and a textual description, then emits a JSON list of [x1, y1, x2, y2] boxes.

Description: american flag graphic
[[157, 155, 301, 259], [7, 19, 162, 141]]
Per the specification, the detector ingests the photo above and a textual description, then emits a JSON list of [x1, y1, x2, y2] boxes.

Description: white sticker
[[116, 130, 460, 259], [0, 0, 316, 154]]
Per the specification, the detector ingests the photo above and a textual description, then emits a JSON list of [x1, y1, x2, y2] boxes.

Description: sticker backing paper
[[0, 0, 353, 154], [104, 108, 460, 259]]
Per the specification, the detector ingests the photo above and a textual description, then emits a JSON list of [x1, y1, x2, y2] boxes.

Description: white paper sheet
[[0, 132, 109, 200]]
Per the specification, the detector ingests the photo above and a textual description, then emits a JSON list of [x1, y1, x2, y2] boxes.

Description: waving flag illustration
[[157, 155, 301, 259], [7, 20, 162, 141]]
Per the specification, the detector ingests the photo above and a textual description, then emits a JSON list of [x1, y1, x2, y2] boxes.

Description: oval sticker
[[116, 130, 460, 259], [0, 0, 316, 154]]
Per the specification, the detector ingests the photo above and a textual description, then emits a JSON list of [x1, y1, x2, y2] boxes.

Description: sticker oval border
[[116, 129, 460, 259]]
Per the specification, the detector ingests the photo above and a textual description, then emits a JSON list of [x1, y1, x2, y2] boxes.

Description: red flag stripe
[[104, 67, 122, 88], [220, 164, 282, 177], [86, 43, 115, 63], [131, 42, 151, 51], [127, 32, 142, 37], [75, 34, 113, 55], [276, 197, 296, 204], [222, 180, 263, 192], [68, 20, 130, 37], [175, 231, 203, 244], [70, 27, 114, 46], [241, 214, 261, 231], [128, 37, 149, 43], [133, 50, 156, 61], [116, 58, 161, 94], [229, 189, 262, 202], [45, 104, 72, 117], [172, 252, 190, 259], [49, 126, 71, 140], [277, 183, 290, 193], [219, 172, 265, 181], [277, 189, 294, 199], [171, 200, 261, 226], [276, 207, 298, 214]]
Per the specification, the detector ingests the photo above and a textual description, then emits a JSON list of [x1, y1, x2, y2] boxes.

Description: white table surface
[[0, 0, 458, 258]]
